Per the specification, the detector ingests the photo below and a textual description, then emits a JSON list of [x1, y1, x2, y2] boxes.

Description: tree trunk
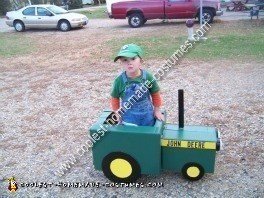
[[94, 0, 101, 5]]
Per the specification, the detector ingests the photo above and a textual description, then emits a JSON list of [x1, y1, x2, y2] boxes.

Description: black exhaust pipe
[[178, 89, 184, 128]]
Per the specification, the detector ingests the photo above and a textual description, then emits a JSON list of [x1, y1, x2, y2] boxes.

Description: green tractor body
[[89, 90, 221, 182]]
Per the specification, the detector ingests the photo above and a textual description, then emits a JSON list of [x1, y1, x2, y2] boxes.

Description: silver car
[[6, 5, 89, 32]]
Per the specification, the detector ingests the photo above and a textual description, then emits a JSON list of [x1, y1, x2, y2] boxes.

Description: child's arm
[[111, 97, 121, 123], [111, 97, 120, 111], [151, 92, 165, 121]]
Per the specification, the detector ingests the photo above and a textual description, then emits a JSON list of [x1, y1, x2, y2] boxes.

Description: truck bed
[[111, 0, 165, 19]]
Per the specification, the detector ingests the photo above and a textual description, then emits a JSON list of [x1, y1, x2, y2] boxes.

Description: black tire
[[58, 20, 71, 31], [102, 152, 141, 183], [143, 19, 147, 24], [181, 162, 205, 181], [14, 20, 25, 32], [128, 13, 144, 28], [198, 9, 214, 24]]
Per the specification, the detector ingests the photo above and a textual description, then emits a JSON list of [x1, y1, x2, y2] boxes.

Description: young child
[[110, 44, 164, 126]]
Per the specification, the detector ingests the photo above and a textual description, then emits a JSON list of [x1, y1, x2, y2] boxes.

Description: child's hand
[[154, 108, 165, 121]]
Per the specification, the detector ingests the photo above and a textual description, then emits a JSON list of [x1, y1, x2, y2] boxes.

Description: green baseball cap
[[114, 44, 144, 62]]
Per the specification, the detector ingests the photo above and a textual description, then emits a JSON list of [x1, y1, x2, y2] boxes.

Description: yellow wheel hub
[[187, 166, 200, 178], [110, 158, 132, 178]]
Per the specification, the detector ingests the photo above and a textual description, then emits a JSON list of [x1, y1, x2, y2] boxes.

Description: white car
[[5, 4, 89, 32]]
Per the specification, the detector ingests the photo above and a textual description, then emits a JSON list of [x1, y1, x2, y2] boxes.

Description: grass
[[0, 33, 34, 57], [77, 7, 108, 19], [107, 23, 264, 61], [187, 33, 264, 60]]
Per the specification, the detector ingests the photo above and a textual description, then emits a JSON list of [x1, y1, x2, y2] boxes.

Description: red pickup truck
[[109, 0, 223, 28]]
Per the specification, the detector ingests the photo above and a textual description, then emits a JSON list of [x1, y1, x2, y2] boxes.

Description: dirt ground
[[0, 19, 263, 197]]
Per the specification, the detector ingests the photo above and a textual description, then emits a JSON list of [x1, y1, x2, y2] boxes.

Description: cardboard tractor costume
[[89, 90, 222, 182]]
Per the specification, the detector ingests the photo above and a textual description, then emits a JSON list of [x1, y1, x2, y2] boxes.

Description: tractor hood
[[161, 124, 221, 151]]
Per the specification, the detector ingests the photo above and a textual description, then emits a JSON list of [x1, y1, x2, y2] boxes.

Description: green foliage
[[50, 0, 62, 6], [69, 0, 83, 9], [94, 0, 106, 5], [0, 0, 11, 15], [31, 0, 49, 4]]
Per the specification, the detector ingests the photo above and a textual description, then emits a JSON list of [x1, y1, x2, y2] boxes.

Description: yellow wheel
[[182, 163, 204, 181], [102, 152, 141, 183], [110, 159, 132, 178]]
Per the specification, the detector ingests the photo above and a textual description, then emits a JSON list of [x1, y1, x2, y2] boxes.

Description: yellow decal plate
[[161, 139, 216, 150]]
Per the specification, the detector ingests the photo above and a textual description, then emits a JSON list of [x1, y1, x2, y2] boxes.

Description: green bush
[[50, 0, 62, 6], [69, 0, 83, 9], [94, 0, 106, 5], [31, 0, 48, 4], [31, 0, 61, 5], [0, 0, 11, 15]]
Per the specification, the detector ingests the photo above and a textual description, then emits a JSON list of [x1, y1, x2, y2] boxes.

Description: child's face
[[120, 56, 141, 75]]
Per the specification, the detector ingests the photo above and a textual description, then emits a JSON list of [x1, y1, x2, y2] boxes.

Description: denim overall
[[121, 70, 155, 126]]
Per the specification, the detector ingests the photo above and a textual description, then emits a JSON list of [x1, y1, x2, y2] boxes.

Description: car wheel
[[102, 152, 141, 183], [14, 20, 25, 32], [128, 13, 144, 28], [58, 20, 71, 31], [182, 162, 205, 181], [199, 9, 214, 24]]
